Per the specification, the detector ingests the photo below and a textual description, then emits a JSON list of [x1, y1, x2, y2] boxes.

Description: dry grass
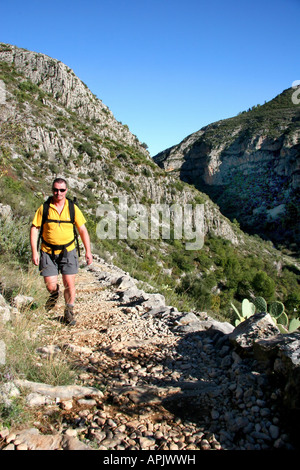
[[0, 257, 76, 430]]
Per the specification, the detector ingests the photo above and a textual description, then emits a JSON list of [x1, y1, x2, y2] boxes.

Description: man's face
[[52, 182, 67, 202]]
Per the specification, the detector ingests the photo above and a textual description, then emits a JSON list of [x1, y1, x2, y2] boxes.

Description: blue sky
[[1, 0, 299, 156]]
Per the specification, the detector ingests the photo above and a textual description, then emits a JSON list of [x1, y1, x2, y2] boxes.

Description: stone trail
[[0, 257, 297, 450]]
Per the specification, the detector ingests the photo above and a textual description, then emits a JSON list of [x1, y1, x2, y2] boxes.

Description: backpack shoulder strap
[[42, 196, 52, 225], [67, 197, 81, 257], [37, 197, 52, 250], [68, 198, 75, 224]]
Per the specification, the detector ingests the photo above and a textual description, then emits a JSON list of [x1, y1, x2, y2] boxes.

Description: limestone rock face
[[0, 43, 140, 149], [154, 89, 300, 247]]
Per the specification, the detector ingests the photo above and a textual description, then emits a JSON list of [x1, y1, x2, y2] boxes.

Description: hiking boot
[[45, 285, 60, 311], [64, 304, 76, 326]]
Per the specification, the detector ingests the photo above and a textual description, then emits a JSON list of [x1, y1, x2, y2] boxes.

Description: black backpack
[[37, 197, 80, 257]]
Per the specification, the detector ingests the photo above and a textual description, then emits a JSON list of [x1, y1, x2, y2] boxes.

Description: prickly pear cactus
[[269, 301, 285, 319], [253, 296, 267, 313], [242, 298, 256, 318], [277, 311, 289, 327], [288, 317, 300, 332], [231, 299, 256, 326], [233, 296, 300, 334]]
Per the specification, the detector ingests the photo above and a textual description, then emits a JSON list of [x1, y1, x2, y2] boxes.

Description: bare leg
[[44, 275, 60, 311], [44, 275, 59, 294], [62, 274, 76, 325], [62, 274, 76, 305]]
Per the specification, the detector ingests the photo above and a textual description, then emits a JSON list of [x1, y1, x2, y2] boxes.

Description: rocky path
[[0, 258, 296, 451]]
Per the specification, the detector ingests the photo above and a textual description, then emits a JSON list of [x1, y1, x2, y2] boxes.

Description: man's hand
[[77, 225, 93, 266], [32, 253, 40, 266], [86, 252, 93, 265], [30, 225, 40, 266]]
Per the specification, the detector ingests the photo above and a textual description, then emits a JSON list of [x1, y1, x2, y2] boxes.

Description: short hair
[[52, 178, 67, 189]]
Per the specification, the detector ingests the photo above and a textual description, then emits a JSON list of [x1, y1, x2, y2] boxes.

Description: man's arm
[[77, 224, 93, 265], [30, 225, 40, 266]]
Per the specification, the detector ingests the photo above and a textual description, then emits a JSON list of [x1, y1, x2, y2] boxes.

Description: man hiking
[[30, 177, 93, 325]]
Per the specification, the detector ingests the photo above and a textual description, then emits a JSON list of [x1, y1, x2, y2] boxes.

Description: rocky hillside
[[154, 89, 300, 250], [0, 43, 299, 321], [0, 43, 144, 149], [0, 43, 238, 240]]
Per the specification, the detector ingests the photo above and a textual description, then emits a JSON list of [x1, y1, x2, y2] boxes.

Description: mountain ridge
[[153, 87, 300, 250], [0, 42, 149, 155]]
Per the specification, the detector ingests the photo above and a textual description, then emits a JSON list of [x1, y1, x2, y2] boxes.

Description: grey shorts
[[39, 249, 79, 277]]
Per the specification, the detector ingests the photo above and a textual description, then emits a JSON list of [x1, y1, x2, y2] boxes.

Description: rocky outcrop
[[154, 89, 300, 247], [254, 332, 300, 411], [0, 43, 142, 150], [229, 313, 300, 419], [228, 312, 281, 352]]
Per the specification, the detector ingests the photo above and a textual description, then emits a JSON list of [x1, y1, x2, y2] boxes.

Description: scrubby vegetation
[[85, 213, 300, 324], [1, 176, 299, 329]]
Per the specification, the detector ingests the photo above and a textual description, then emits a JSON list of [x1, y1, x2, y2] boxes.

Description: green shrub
[[0, 216, 31, 264], [251, 271, 276, 300], [75, 141, 95, 157]]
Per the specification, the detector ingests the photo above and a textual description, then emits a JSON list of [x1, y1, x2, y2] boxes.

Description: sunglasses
[[53, 188, 67, 193]]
